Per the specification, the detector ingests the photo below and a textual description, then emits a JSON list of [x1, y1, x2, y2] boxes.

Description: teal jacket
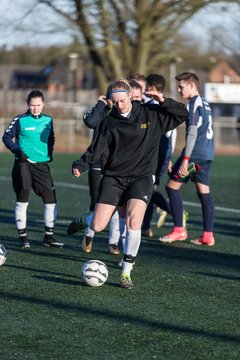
[[2, 110, 55, 163]]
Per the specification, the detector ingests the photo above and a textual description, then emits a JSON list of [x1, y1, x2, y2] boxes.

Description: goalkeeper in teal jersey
[[2, 90, 64, 249]]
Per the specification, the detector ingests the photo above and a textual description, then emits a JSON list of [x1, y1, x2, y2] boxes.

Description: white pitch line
[[55, 181, 88, 190], [183, 201, 240, 214], [0, 176, 88, 190], [1, 176, 240, 214]]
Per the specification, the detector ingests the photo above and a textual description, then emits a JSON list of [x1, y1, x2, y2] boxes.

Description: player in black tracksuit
[[76, 101, 185, 179], [68, 80, 188, 288], [82, 95, 125, 255], [81, 97, 111, 252]]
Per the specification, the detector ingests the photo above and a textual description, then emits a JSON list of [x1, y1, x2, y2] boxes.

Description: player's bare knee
[[91, 221, 106, 233], [128, 218, 140, 231]]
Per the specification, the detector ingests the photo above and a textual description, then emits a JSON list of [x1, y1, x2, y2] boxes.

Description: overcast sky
[[0, 1, 239, 54]]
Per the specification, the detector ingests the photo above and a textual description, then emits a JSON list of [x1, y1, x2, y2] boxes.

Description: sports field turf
[[0, 153, 239, 360]]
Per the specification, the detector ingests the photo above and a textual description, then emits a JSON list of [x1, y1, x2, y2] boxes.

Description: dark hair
[[106, 84, 112, 99], [146, 74, 165, 92], [175, 72, 199, 86], [129, 79, 142, 92], [27, 90, 44, 105]]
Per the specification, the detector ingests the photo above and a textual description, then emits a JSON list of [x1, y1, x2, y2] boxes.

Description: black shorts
[[97, 175, 154, 206], [12, 161, 56, 203], [88, 169, 102, 211]]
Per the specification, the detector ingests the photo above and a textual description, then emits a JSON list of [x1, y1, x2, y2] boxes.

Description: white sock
[[15, 202, 28, 230], [44, 203, 57, 228], [120, 217, 126, 249], [108, 211, 120, 245], [84, 227, 95, 237], [122, 229, 141, 275], [120, 217, 126, 237], [124, 229, 141, 256], [122, 261, 133, 275]]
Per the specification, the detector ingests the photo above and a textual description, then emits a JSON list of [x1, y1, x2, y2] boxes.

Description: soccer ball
[[81, 260, 108, 287], [0, 244, 7, 266]]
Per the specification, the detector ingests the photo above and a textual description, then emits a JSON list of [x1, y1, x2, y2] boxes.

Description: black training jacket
[[73, 98, 188, 178]]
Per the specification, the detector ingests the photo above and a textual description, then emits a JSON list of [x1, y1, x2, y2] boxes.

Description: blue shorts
[[170, 158, 213, 186]]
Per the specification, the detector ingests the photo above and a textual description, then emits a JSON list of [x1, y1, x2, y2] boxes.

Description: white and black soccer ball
[[0, 244, 7, 266], [81, 260, 108, 287]]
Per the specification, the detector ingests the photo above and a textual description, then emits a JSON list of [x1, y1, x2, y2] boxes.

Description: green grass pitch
[[0, 153, 239, 360]]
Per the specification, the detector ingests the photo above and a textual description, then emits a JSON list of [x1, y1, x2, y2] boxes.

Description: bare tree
[[7, 0, 240, 91]]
